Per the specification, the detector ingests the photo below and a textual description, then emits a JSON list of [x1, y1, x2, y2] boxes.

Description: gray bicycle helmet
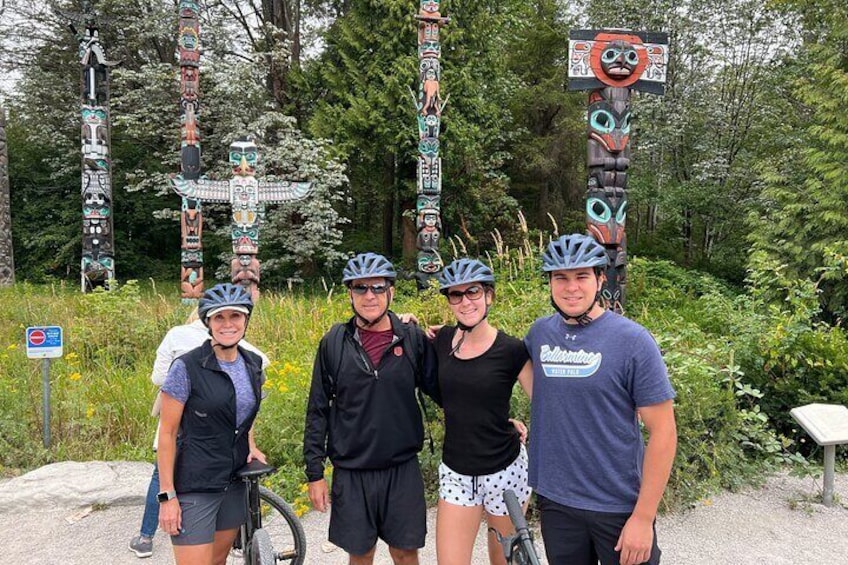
[[438, 258, 495, 293], [198, 283, 254, 326], [342, 253, 397, 284], [542, 234, 608, 272]]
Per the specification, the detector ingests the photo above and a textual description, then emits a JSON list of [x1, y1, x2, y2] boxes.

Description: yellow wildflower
[[7, 343, 17, 350], [86, 405, 95, 419], [69, 372, 82, 381]]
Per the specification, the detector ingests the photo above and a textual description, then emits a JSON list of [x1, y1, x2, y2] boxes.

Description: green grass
[[0, 246, 804, 512]]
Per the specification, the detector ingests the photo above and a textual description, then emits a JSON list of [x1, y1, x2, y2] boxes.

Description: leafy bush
[[734, 251, 848, 447], [0, 251, 810, 509]]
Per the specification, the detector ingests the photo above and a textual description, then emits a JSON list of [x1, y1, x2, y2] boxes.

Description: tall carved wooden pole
[[411, 0, 449, 288], [71, 5, 118, 292], [176, 0, 204, 301], [568, 30, 668, 312], [172, 138, 312, 298], [0, 107, 14, 285]]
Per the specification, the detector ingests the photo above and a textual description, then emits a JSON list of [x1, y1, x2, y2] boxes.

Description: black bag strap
[[323, 323, 346, 401], [401, 323, 435, 454]]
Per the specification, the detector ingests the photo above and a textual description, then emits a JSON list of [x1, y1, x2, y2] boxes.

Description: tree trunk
[[0, 108, 14, 285], [537, 180, 550, 228], [262, 0, 300, 108], [682, 208, 693, 267], [401, 209, 417, 261], [382, 152, 395, 256], [631, 202, 640, 247]]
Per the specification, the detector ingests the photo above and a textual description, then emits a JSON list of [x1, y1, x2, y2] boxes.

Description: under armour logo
[[563, 334, 577, 341]]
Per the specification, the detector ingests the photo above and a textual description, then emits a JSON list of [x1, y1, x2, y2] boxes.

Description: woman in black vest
[[157, 283, 267, 564]]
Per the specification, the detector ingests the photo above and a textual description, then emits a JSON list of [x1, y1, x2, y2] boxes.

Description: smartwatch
[[157, 489, 177, 503]]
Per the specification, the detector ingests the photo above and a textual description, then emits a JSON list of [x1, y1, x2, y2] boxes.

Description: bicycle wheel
[[256, 485, 307, 564], [251, 528, 275, 565]]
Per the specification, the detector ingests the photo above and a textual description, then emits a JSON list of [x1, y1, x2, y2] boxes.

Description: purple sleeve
[[161, 359, 191, 404]]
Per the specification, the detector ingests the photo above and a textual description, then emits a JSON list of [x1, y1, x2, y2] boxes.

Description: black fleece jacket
[[303, 312, 440, 482]]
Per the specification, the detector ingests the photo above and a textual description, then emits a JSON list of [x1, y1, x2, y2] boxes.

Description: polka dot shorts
[[438, 444, 532, 516]]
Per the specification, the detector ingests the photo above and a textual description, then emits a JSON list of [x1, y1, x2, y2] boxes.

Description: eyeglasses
[[446, 285, 485, 305], [350, 284, 389, 296]]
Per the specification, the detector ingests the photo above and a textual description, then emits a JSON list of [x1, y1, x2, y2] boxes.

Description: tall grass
[[0, 233, 802, 510]]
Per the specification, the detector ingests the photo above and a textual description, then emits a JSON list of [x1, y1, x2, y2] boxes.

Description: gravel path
[[0, 468, 845, 564]]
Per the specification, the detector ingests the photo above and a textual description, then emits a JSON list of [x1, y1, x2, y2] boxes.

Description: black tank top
[[435, 326, 529, 475]]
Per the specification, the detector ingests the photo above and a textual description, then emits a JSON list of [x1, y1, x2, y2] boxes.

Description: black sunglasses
[[350, 283, 389, 295], [446, 285, 484, 305]]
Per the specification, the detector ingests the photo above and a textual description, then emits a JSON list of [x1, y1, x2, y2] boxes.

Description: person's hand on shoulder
[[426, 324, 444, 340], [398, 312, 419, 325]]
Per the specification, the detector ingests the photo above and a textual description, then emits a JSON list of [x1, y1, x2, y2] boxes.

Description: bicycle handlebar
[[504, 489, 529, 531], [502, 489, 542, 565]]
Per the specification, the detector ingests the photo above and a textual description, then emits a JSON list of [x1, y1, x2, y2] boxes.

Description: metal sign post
[[790, 403, 848, 507], [26, 326, 64, 448]]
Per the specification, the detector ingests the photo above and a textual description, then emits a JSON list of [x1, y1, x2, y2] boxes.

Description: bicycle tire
[[256, 485, 307, 564], [252, 528, 275, 565]]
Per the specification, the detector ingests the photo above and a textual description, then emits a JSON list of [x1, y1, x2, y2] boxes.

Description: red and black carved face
[[589, 33, 648, 88], [600, 40, 639, 78], [588, 100, 631, 153], [586, 192, 627, 246]]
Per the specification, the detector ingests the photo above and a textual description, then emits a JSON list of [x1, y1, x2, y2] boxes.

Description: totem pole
[[172, 138, 311, 298], [176, 0, 204, 301], [410, 0, 449, 288], [70, 4, 119, 292], [568, 30, 668, 312], [0, 107, 14, 285]]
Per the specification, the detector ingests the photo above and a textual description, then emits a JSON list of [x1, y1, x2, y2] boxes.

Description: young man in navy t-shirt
[[525, 234, 677, 565]]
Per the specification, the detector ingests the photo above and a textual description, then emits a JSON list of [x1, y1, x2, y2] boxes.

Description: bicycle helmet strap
[[549, 273, 603, 326], [549, 296, 596, 326], [450, 295, 491, 356], [350, 293, 392, 329]]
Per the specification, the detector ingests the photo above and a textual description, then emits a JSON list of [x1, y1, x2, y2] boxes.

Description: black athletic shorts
[[538, 495, 661, 565], [328, 457, 427, 556]]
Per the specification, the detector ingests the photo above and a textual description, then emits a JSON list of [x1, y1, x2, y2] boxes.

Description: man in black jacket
[[303, 253, 439, 565]]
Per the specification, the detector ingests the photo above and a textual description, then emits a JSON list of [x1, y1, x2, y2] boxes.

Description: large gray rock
[[0, 461, 152, 512]]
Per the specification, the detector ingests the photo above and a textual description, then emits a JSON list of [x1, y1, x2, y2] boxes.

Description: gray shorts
[[171, 482, 247, 546]]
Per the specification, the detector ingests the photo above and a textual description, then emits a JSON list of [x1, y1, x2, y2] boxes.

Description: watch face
[[157, 490, 175, 502]]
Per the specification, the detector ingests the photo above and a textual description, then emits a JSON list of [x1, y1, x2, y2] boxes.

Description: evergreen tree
[[2, 0, 348, 285], [748, 1, 848, 318]]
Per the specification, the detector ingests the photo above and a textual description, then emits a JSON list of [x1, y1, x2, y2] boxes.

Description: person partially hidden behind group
[[157, 283, 269, 565]]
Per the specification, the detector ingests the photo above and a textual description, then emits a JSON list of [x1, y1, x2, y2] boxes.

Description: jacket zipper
[[349, 332, 403, 380]]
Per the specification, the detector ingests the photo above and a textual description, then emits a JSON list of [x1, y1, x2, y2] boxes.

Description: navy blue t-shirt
[[524, 311, 675, 513]]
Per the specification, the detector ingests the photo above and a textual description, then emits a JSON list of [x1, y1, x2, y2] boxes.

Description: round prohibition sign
[[29, 329, 46, 346]]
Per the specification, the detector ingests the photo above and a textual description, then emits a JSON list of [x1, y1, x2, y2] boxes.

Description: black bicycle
[[492, 489, 542, 565], [228, 460, 307, 565]]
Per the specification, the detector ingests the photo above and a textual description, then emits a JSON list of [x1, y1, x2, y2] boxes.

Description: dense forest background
[[1, 0, 847, 320]]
